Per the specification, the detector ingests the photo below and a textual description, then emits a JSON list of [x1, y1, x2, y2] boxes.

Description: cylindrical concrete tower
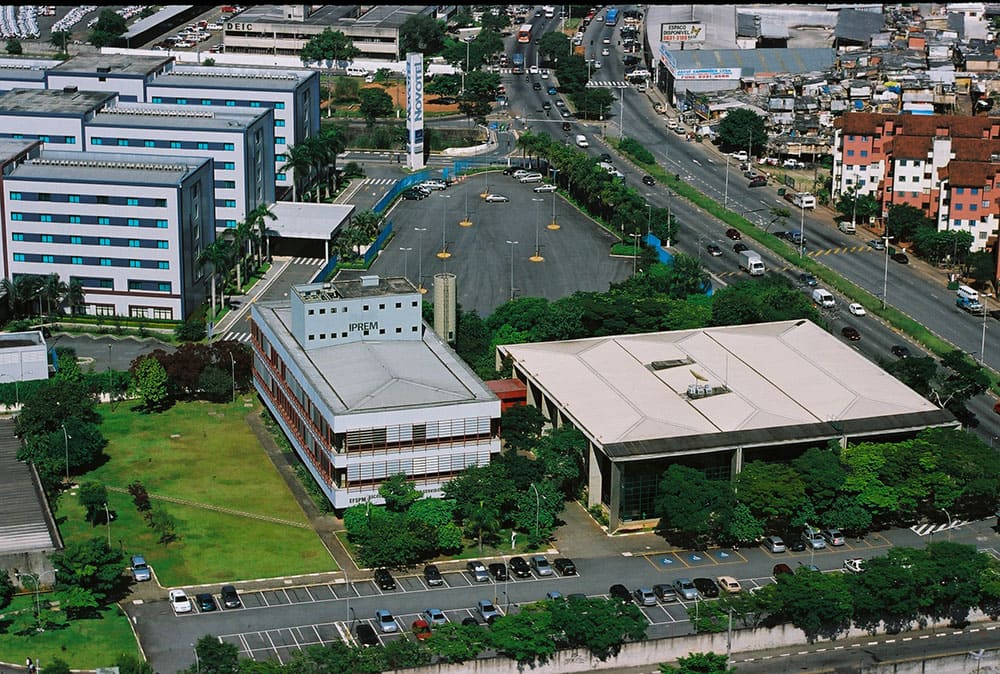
[[433, 272, 456, 343]]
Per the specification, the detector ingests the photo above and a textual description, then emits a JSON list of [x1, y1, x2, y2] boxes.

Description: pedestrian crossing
[[362, 178, 396, 186], [910, 520, 968, 537], [290, 257, 326, 266], [218, 331, 251, 344], [808, 245, 875, 256], [587, 80, 630, 88]]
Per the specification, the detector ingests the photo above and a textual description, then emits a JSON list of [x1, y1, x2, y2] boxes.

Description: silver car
[[672, 577, 698, 601], [763, 535, 786, 553], [531, 555, 553, 576], [802, 528, 827, 550], [633, 587, 656, 606]]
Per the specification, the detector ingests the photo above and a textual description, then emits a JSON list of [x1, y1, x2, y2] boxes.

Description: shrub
[[174, 319, 206, 342], [619, 137, 655, 164]]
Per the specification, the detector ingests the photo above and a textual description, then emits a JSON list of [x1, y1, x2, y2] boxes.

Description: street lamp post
[[505, 240, 518, 301], [399, 247, 413, 282], [981, 293, 992, 366], [548, 168, 560, 229], [436, 194, 452, 259], [529, 483, 540, 539], [798, 201, 806, 258], [61, 423, 71, 483], [103, 502, 112, 548], [632, 231, 640, 276], [530, 198, 544, 262], [15, 570, 55, 619], [882, 232, 890, 310], [229, 352, 236, 404], [619, 86, 625, 140], [414, 227, 427, 293], [107, 343, 112, 401], [724, 154, 730, 208], [942, 508, 954, 541], [460, 189, 472, 227], [191, 643, 200, 674]]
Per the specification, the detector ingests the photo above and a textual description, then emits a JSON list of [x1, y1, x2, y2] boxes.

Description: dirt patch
[[320, 81, 461, 115]]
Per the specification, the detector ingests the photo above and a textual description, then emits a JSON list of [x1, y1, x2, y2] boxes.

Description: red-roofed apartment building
[[832, 113, 1000, 267]]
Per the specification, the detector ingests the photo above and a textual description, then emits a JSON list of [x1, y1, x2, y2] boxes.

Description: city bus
[[605, 7, 620, 27], [517, 23, 532, 43]]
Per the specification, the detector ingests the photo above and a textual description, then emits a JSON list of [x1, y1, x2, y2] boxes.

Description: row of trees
[[197, 204, 277, 317], [343, 418, 587, 568], [281, 127, 348, 203], [127, 341, 252, 412], [693, 543, 1000, 643], [188, 593, 647, 673], [656, 428, 1000, 549], [1, 273, 84, 320]]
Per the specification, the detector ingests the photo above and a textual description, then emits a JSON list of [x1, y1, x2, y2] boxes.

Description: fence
[[311, 220, 395, 283]]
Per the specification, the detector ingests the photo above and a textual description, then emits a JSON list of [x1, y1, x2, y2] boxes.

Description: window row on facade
[[11, 253, 171, 270], [9, 212, 170, 228], [149, 96, 286, 110], [82, 303, 174, 320], [10, 192, 168, 207], [306, 325, 420, 341], [12, 232, 169, 248]]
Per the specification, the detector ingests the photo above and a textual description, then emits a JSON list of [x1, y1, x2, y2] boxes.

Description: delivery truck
[[738, 250, 765, 276]]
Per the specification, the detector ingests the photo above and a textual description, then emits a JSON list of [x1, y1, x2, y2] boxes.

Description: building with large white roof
[[498, 320, 957, 531], [251, 275, 501, 510]]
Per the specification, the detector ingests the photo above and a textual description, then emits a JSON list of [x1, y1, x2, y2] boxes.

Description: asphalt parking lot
[[369, 174, 632, 318]]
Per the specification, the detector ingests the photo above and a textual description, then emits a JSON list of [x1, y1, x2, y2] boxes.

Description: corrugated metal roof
[[835, 8, 886, 44], [671, 48, 835, 76]]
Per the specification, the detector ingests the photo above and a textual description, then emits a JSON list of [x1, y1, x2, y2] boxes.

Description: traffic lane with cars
[[373, 176, 631, 318]]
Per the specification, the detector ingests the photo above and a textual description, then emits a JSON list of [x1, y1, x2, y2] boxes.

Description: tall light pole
[[505, 240, 518, 301], [480, 167, 490, 198], [881, 231, 890, 310], [414, 227, 427, 293], [107, 343, 112, 400], [436, 194, 452, 260], [529, 483, 541, 539], [62, 423, 71, 483], [548, 168, 560, 229], [399, 247, 412, 281], [619, 86, 626, 140], [981, 293, 992, 366], [459, 188, 472, 227], [191, 643, 200, 674], [229, 352, 236, 404], [103, 502, 112, 548], [798, 201, 806, 258], [724, 154, 730, 208], [632, 231, 640, 276], [530, 198, 544, 262]]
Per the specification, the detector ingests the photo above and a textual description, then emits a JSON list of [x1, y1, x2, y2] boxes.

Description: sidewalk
[[211, 257, 292, 336]]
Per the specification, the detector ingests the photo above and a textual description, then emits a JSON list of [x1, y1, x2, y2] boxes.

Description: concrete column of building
[[730, 446, 744, 478], [608, 461, 622, 532], [587, 442, 602, 509]]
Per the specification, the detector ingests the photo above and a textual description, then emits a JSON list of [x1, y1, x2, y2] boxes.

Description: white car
[[169, 589, 192, 614], [601, 47, 610, 56], [602, 37, 611, 45], [843, 558, 865, 574], [593, 60, 602, 69], [528, 65, 539, 75], [485, 194, 509, 203], [540, 70, 549, 79], [511, 169, 532, 179], [731, 150, 749, 162], [420, 180, 447, 191], [518, 173, 543, 183], [533, 184, 557, 193], [848, 303, 866, 316]]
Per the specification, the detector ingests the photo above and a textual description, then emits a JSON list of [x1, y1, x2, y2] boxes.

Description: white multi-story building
[[85, 104, 275, 230], [0, 87, 116, 149], [2, 149, 214, 319], [45, 54, 174, 103], [250, 276, 501, 510], [146, 65, 318, 192]]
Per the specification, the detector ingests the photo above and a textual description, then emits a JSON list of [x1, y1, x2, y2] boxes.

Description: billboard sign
[[660, 22, 705, 43], [674, 67, 741, 80], [405, 52, 424, 170]]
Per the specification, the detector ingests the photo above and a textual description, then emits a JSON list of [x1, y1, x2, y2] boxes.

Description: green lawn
[[0, 596, 138, 669], [58, 400, 336, 586]]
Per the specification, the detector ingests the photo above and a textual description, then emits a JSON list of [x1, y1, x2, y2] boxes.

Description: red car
[[411, 619, 432, 641], [994, 401, 1000, 415]]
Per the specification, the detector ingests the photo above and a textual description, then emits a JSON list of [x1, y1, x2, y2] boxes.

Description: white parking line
[[263, 630, 280, 662]]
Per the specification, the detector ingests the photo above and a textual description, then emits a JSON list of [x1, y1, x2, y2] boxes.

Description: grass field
[[0, 596, 138, 669], [58, 399, 336, 586]]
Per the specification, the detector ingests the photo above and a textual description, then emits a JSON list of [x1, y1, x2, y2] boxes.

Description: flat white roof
[[269, 201, 354, 240], [499, 320, 944, 452]]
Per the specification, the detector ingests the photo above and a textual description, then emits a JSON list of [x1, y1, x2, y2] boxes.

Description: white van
[[346, 65, 369, 77], [838, 221, 856, 234], [812, 288, 835, 308], [575, 134, 589, 148]]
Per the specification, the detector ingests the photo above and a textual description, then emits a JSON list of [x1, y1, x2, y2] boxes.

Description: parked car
[[510, 168, 532, 178], [510, 557, 531, 578], [553, 558, 577, 576], [485, 194, 510, 202], [867, 239, 886, 250], [356, 623, 378, 646], [891, 345, 911, 359], [763, 535, 786, 553], [375, 609, 397, 633], [693, 578, 720, 598], [653, 583, 677, 603], [518, 173, 544, 183], [489, 562, 508, 581], [169, 589, 192, 614], [423, 608, 447, 626], [843, 558, 865, 574], [420, 179, 447, 191], [533, 183, 557, 193], [799, 273, 818, 287], [477, 599, 500, 623], [401, 188, 425, 200], [220, 585, 240, 609], [608, 584, 633, 603], [782, 158, 805, 169], [374, 568, 396, 590], [196, 593, 217, 612], [773, 563, 794, 576], [411, 619, 432, 640], [642, 175, 656, 186], [821, 528, 846, 546], [531, 555, 553, 576], [788, 537, 807, 553], [546, 590, 562, 600], [130, 554, 151, 582], [841, 326, 861, 341], [731, 151, 749, 162], [634, 587, 656, 606], [716, 576, 742, 594], [423, 564, 443, 586], [892, 252, 909, 264], [673, 578, 699, 600], [467, 561, 490, 583], [802, 528, 827, 549], [725, 228, 741, 240], [707, 243, 723, 257]]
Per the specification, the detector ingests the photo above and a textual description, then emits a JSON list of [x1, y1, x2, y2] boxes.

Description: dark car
[[600, 153, 613, 162], [553, 558, 577, 576], [401, 189, 425, 200], [562, 121, 572, 131], [707, 243, 723, 257], [642, 175, 656, 186], [356, 623, 378, 646], [799, 273, 818, 287], [542, 101, 551, 111], [653, 583, 677, 603], [748, 176, 767, 188], [608, 584, 633, 603], [423, 564, 443, 587], [725, 228, 741, 240], [891, 344, 911, 359], [532, 82, 542, 91], [374, 568, 396, 591], [547, 86, 557, 95], [220, 585, 240, 609], [733, 242, 748, 253], [196, 593, 217, 612], [509, 556, 531, 578], [788, 537, 807, 553], [773, 563, 794, 576], [892, 252, 909, 264], [489, 562, 508, 581], [841, 326, 861, 341], [461, 616, 480, 627], [693, 578, 719, 598]]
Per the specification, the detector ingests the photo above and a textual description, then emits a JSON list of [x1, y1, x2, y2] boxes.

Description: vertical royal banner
[[405, 52, 425, 170]]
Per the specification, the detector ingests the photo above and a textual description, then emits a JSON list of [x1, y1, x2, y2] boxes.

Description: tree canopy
[[717, 108, 768, 155]]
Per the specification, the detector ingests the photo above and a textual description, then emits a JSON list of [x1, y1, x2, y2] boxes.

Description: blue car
[[547, 86, 557, 95]]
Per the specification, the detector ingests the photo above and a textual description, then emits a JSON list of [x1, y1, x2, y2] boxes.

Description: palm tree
[[244, 203, 277, 266], [351, 209, 383, 241], [64, 279, 84, 315], [281, 142, 316, 202], [0, 276, 35, 318], [39, 273, 67, 317], [197, 239, 232, 318], [229, 219, 255, 293], [316, 127, 346, 197]]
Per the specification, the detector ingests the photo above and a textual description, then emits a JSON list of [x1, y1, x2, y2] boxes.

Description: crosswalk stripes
[[362, 178, 395, 186], [220, 331, 251, 344], [291, 257, 325, 266], [587, 80, 629, 88], [910, 520, 969, 536]]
